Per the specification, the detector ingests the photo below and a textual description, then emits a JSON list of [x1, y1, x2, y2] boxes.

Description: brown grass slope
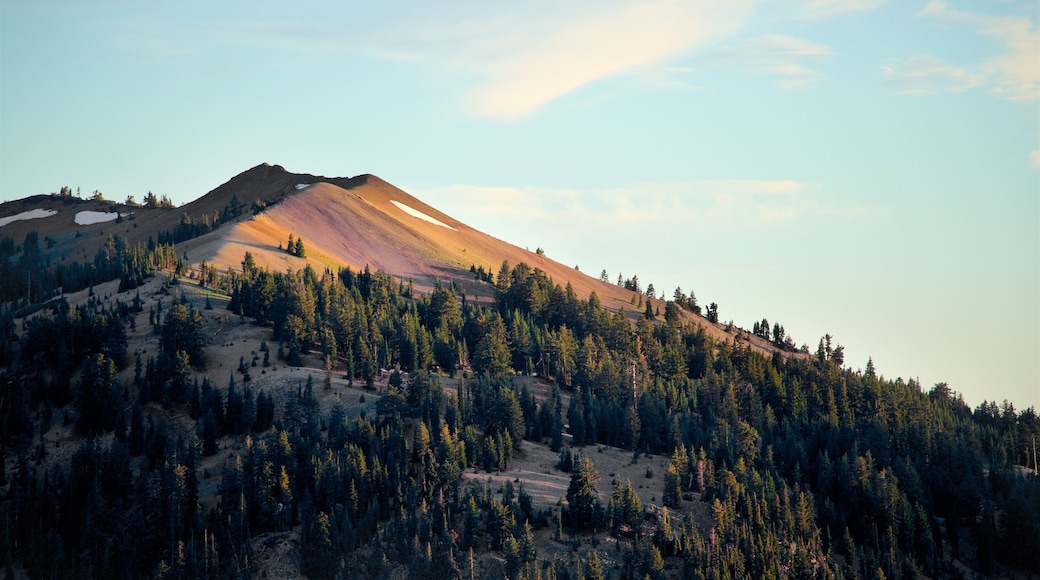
[[181, 170, 770, 351], [181, 175, 641, 308]]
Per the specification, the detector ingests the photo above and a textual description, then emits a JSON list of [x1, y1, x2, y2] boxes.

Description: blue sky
[[2, 0, 1037, 409]]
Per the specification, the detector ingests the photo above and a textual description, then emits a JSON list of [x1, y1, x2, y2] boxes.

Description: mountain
[[0, 163, 642, 305], [0, 163, 766, 350], [194, 166, 800, 352], [0, 163, 328, 268], [183, 169, 635, 304]]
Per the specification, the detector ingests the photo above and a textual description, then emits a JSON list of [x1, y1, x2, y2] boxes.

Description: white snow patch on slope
[[75, 211, 121, 225], [296, 183, 311, 190], [390, 200, 456, 231], [0, 209, 58, 227]]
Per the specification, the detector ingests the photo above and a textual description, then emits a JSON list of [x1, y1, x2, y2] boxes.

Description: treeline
[[0, 231, 178, 309], [155, 193, 267, 246], [155, 191, 296, 249], [1, 257, 1037, 578]]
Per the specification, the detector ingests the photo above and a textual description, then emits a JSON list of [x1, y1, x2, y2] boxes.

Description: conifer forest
[[1, 227, 1038, 579]]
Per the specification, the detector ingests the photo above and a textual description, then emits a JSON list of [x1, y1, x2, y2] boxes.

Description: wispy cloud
[[800, 0, 886, 19], [420, 179, 871, 232], [882, 55, 986, 95], [104, 1, 763, 118], [640, 66, 703, 90], [701, 34, 836, 88], [884, 1, 1038, 102], [1031, 147, 1040, 168], [386, 0, 762, 119]]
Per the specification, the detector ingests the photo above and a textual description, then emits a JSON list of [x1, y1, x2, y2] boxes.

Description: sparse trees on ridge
[[706, 302, 719, 323], [286, 233, 307, 258]]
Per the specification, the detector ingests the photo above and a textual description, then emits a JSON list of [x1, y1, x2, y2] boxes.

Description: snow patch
[[389, 200, 456, 231], [0, 208, 57, 227], [295, 183, 311, 190], [75, 211, 122, 225]]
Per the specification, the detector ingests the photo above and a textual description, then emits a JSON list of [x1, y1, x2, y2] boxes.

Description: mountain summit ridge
[[179, 165, 634, 308]]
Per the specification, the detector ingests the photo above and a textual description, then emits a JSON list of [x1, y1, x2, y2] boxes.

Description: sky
[[1, 0, 1037, 409]]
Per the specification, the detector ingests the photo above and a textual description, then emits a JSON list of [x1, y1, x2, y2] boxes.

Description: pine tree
[[161, 304, 206, 367], [75, 353, 120, 434], [550, 394, 564, 452], [301, 507, 335, 577], [226, 374, 243, 434], [608, 479, 643, 536], [706, 302, 719, 323], [583, 550, 605, 580], [472, 314, 511, 379], [663, 463, 682, 508], [129, 399, 145, 456], [566, 457, 602, 531]]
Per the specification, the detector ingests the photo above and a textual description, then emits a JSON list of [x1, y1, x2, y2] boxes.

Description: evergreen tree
[[608, 479, 644, 536], [583, 550, 605, 580], [472, 314, 511, 379], [663, 463, 682, 509], [75, 353, 120, 434], [566, 457, 602, 531], [161, 304, 206, 367], [550, 392, 564, 452]]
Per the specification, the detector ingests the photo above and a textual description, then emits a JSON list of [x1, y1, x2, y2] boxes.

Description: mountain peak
[[233, 162, 291, 183], [181, 163, 316, 216]]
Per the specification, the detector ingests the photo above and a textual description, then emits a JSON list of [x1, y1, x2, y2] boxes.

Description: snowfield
[[295, 183, 311, 190], [0, 208, 57, 227], [75, 211, 122, 225], [390, 200, 456, 231]]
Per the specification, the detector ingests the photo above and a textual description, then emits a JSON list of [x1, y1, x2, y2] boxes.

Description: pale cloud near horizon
[[884, 0, 1039, 102], [417, 179, 870, 232]]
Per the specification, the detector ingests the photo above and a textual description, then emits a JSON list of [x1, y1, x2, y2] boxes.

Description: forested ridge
[[0, 178, 280, 315], [1, 247, 1038, 578]]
